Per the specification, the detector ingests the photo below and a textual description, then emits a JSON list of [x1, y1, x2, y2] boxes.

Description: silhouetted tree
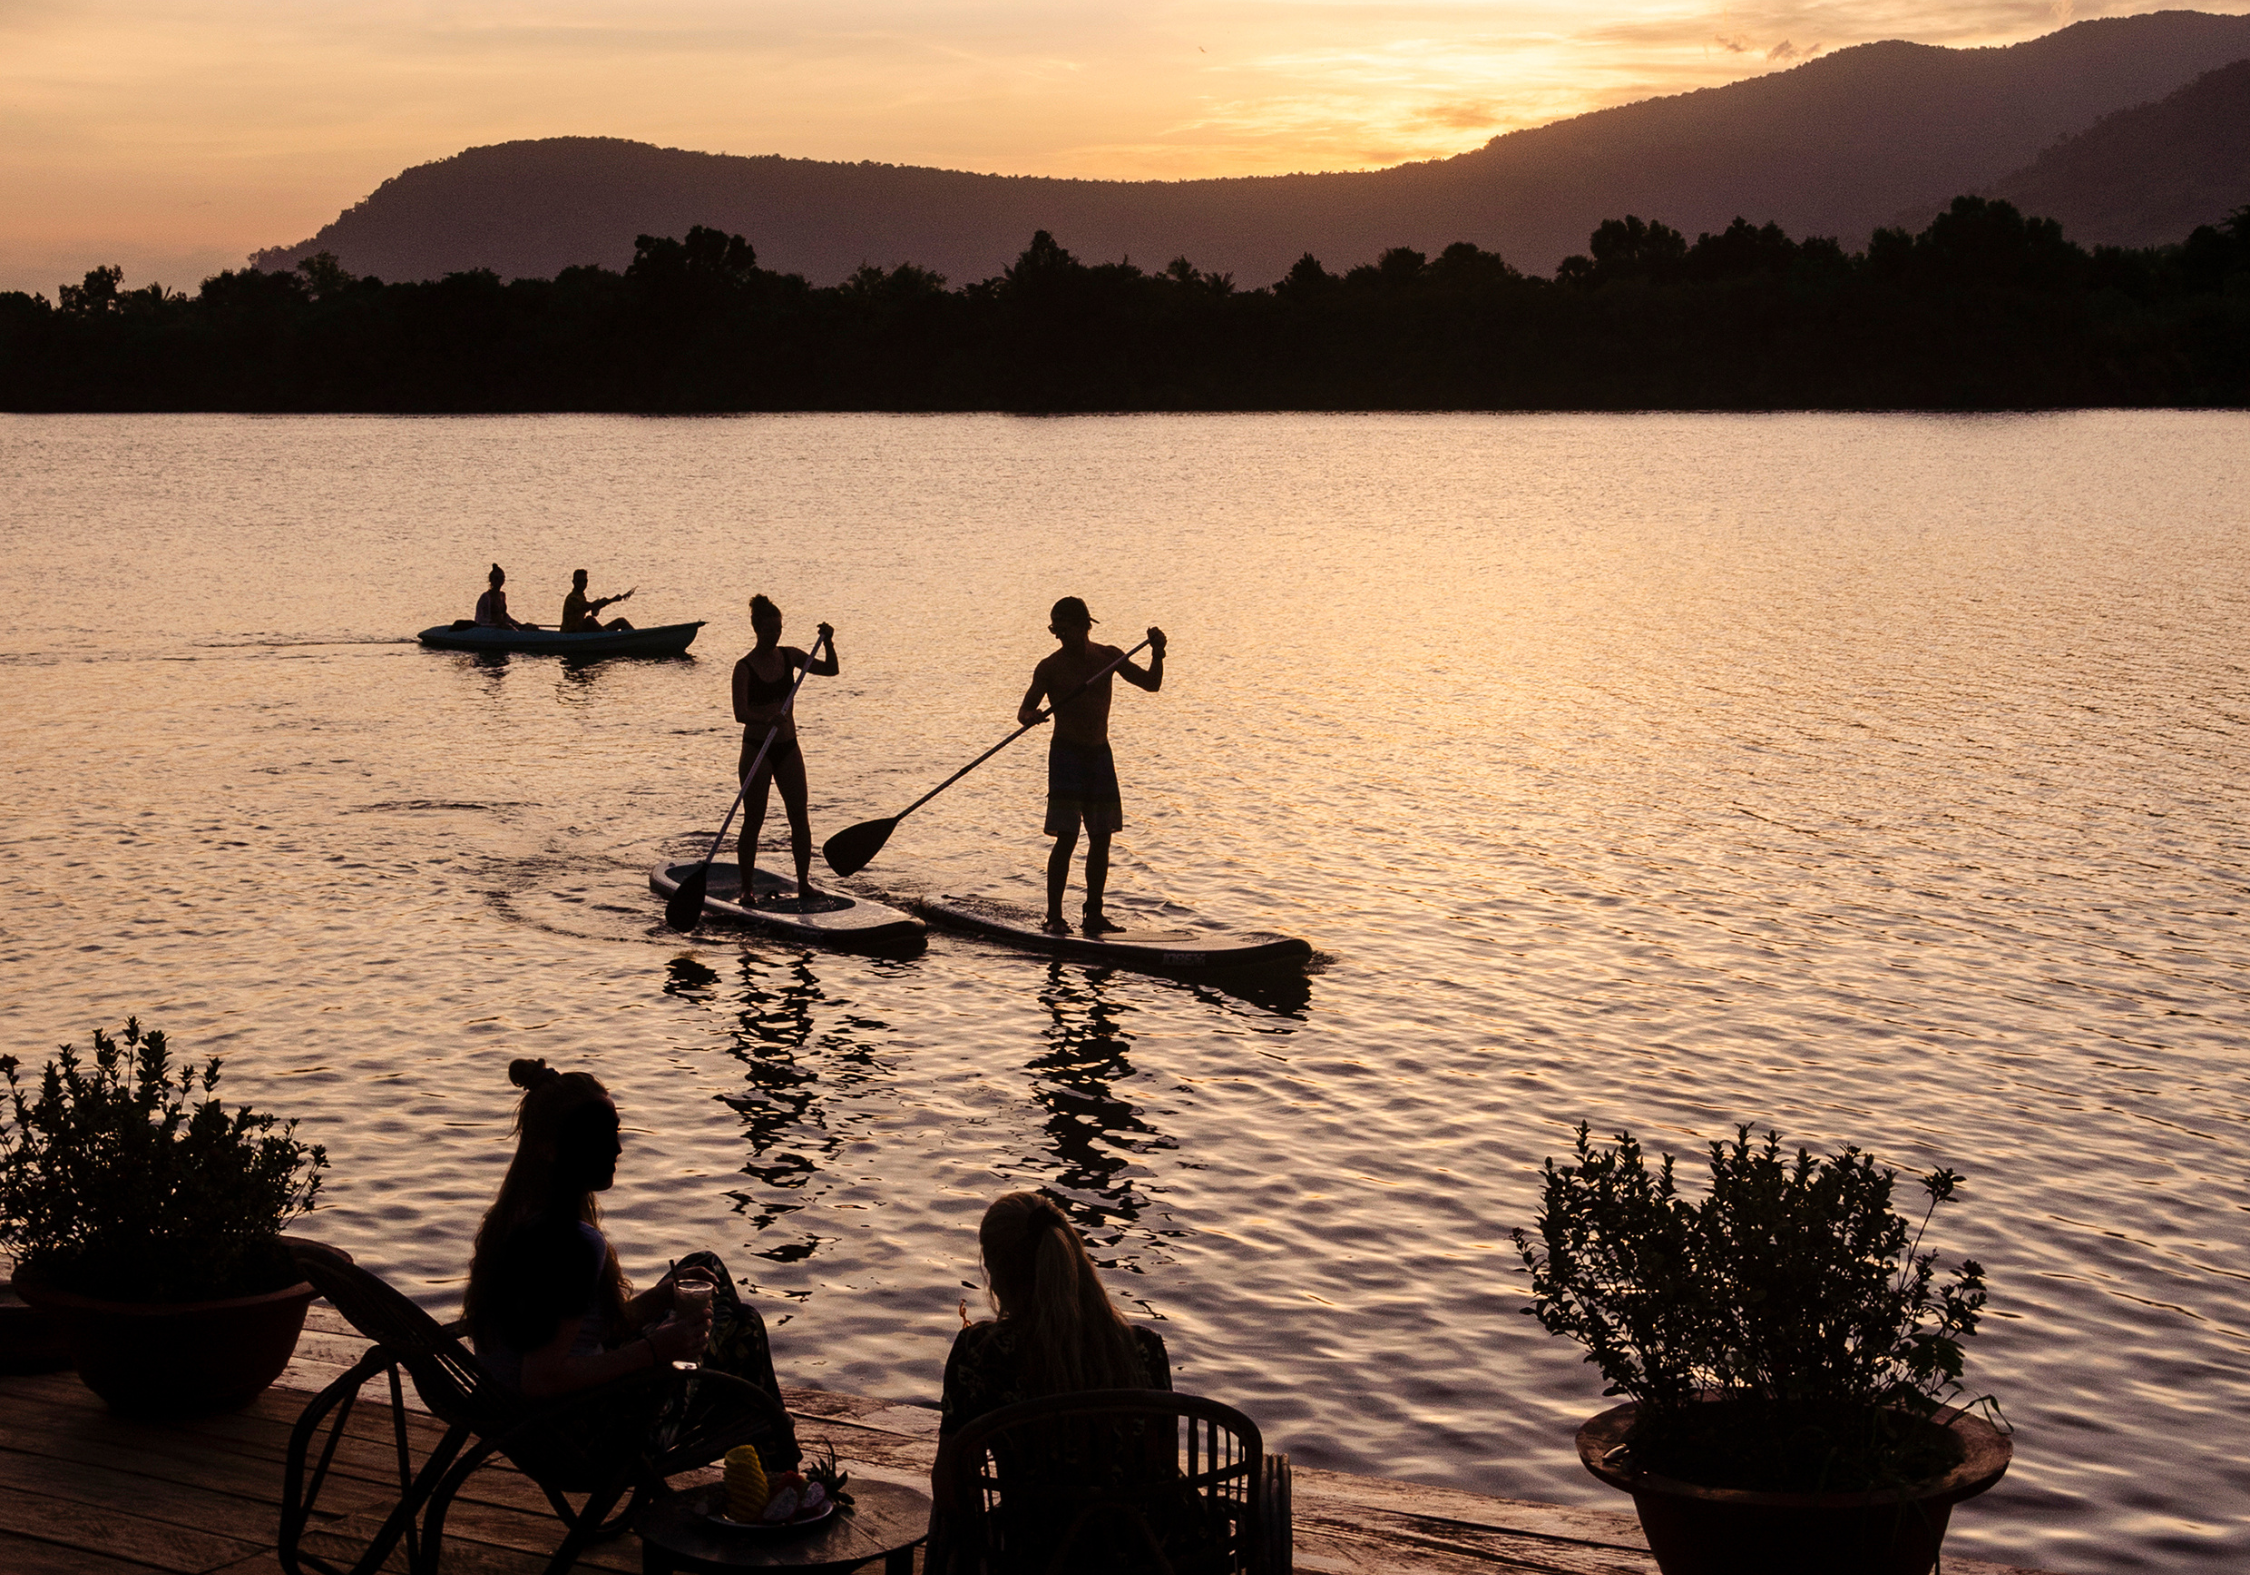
[[3, 206, 2244, 412], [59, 265, 124, 315], [1561, 217, 1689, 287], [1912, 196, 2083, 290]]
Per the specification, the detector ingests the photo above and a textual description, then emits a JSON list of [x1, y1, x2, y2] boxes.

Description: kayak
[[649, 862, 925, 950], [418, 622, 705, 657], [920, 892, 1312, 971]]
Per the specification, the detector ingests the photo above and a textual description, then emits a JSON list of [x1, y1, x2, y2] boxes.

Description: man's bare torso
[[1034, 645, 1122, 746]]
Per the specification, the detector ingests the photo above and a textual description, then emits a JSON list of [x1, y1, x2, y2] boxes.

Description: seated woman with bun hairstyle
[[939, 1190, 1171, 1438], [463, 1059, 799, 1465]]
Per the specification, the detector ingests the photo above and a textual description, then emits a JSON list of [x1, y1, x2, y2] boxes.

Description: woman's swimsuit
[[737, 656, 795, 705], [736, 650, 804, 777]]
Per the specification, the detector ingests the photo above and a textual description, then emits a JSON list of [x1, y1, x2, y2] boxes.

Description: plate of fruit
[[710, 1444, 854, 1534]]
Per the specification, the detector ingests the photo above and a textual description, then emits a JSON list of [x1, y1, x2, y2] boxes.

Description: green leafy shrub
[[1514, 1124, 1991, 1492], [0, 1018, 328, 1302]]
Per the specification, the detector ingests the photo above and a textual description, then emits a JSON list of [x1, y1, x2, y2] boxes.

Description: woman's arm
[[519, 1306, 709, 1399], [805, 623, 839, 676]]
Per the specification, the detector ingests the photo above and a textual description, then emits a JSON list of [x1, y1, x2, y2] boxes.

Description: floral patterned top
[[939, 1318, 1171, 1438]]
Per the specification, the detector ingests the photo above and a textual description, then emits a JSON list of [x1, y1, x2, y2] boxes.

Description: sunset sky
[[4, 1, 2243, 298]]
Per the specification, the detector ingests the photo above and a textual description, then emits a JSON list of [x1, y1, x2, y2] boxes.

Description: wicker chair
[[927, 1389, 1291, 1575], [278, 1240, 797, 1575]]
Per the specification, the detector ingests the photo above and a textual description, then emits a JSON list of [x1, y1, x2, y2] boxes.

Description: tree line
[[3, 196, 2246, 411]]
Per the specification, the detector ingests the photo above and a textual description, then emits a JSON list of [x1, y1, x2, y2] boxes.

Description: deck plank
[[0, 1486, 267, 1574], [0, 1355, 2057, 1575]]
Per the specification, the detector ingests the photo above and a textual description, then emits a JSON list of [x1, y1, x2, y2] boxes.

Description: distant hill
[[254, 11, 2250, 287], [1982, 57, 2250, 245]]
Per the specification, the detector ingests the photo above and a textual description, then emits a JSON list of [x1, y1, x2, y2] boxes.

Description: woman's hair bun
[[509, 1057, 557, 1090]]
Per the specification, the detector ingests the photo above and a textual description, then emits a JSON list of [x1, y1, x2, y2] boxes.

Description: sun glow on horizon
[[1, 1, 2243, 297]]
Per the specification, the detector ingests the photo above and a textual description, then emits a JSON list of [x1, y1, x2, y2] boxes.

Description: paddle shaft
[[697, 629, 832, 865], [890, 638, 1152, 824]]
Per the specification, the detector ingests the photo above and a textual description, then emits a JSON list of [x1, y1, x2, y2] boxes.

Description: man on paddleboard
[[1018, 596, 1165, 935]]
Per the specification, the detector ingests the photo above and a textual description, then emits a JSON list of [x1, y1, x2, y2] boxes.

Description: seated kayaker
[[561, 570, 635, 632], [474, 564, 539, 630]]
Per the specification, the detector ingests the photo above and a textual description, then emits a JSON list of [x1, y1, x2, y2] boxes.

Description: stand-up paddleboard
[[920, 893, 1311, 971], [650, 862, 925, 950]]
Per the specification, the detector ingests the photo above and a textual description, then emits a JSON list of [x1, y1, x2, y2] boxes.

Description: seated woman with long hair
[[935, 1193, 1216, 1573], [462, 1059, 797, 1466], [941, 1191, 1170, 1438]]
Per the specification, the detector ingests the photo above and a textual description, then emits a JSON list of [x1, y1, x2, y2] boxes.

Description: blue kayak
[[416, 621, 704, 657]]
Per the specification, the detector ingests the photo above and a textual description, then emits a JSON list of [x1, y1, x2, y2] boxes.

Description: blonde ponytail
[[979, 1192, 1144, 1396]]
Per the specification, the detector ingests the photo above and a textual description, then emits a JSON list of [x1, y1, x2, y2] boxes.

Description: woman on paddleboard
[[733, 595, 839, 905]]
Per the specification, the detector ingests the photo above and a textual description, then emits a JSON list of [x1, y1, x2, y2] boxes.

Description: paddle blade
[[822, 817, 896, 878], [665, 862, 711, 932]]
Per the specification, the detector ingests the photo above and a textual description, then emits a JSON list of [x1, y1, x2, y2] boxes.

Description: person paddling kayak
[[560, 570, 634, 632], [1017, 597, 1165, 935], [474, 564, 539, 630], [733, 595, 838, 905]]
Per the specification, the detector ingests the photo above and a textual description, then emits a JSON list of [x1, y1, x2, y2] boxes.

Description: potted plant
[[1, 1017, 332, 1413], [1514, 1124, 2011, 1575]]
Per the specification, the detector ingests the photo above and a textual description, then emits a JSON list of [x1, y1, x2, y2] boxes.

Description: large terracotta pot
[[1576, 1401, 2012, 1575], [12, 1265, 322, 1414]]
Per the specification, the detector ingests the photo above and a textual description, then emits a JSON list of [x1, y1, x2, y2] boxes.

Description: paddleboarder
[[734, 595, 838, 906], [559, 569, 634, 632], [1017, 597, 1165, 934]]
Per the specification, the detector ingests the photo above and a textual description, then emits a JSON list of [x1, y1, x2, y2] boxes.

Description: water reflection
[[1164, 964, 1317, 1022], [668, 951, 899, 1271], [1021, 963, 1179, 1271]]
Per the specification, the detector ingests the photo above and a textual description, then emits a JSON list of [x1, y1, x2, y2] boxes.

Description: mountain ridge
[[1982, 56, 2250, 244], [254, 11, 2250, 286]]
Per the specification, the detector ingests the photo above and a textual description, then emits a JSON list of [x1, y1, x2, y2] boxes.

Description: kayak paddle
[[823, 637, 1151, 877], [665, 629, 833, 933]]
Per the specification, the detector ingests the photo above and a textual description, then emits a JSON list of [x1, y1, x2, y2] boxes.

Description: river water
[[2, 412, 2244, 1571]]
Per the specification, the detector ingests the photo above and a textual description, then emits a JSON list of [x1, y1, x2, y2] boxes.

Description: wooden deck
[[0, 1305, 2057, 1575]]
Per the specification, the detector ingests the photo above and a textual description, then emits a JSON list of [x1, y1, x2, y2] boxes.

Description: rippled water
[[3, 412, 2245, 1572]]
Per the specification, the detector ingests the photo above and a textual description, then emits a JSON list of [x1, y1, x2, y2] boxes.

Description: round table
[[639, 1479, 931, 1574]]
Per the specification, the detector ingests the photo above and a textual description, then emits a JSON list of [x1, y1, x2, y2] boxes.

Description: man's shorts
[[1046, 740, 1123, 835]]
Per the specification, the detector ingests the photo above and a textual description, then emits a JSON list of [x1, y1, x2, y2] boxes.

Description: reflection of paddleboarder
[[733, 595, 838, 905], [1017, 597, 1165, 935]]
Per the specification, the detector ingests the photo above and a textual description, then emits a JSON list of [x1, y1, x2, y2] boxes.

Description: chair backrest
[[930, 1388, 1265, 1575], [288, 1239, 527, 1438]]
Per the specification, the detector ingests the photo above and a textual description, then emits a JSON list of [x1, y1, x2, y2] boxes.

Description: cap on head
[[1050, 596, 1096, 628]]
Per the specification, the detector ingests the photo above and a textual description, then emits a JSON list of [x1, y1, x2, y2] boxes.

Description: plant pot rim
[[1576, 1399, 2013, 1511], [11, 1269, 318, 1317]]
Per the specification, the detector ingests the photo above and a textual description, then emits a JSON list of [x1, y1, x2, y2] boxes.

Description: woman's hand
[[647, 1307, 711, 1365]]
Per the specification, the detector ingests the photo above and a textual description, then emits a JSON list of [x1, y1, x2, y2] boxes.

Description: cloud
[[1416, 100, 1503, 130]]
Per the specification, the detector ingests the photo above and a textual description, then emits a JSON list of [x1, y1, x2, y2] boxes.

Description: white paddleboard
[[920, 893, 1312, 971], [650, 862, 925, 950]]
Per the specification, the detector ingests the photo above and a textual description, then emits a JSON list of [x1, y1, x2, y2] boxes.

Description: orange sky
[[3, 2, 2242, 298]]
